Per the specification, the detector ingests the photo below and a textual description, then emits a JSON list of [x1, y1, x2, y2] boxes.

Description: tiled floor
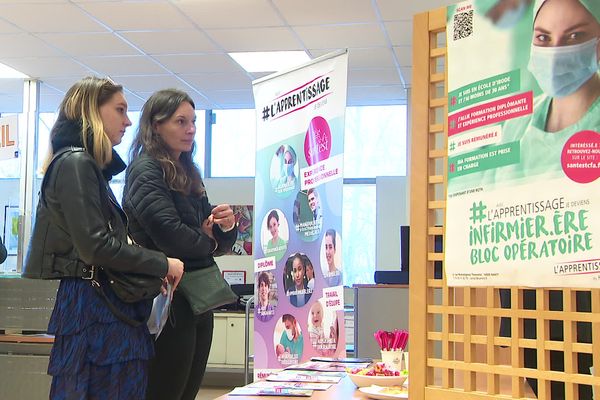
[[195, 386, 233, 400]]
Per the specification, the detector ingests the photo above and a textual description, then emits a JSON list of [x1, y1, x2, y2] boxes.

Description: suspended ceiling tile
[[205, 27, 302, 52], [347, 47, 396, 69], [393, 46, 412, 67], [348, 68, 402, 86], [0, 57, 92, 78], [249, 71, 274, 81], [384, 21, 413, 47], [294, 24, 387, 49], [0, 3, 107, 33], [376, 0, 416, 20], [347, 85, 407, 105], [311, 47, 397, 69], [179, 72, 252, 92], [0, 33, 63, 58], [400, 66, 412, 87], [132, 90, 215, 111], [78, 1, 195, 31], [153, 54, 242, 74], [0, 18, 22, 34], [377, 0, 456, 20], [120, 30, 217, 55], [174, 0, 284, 29], [273, 0, 377, 25], [38, 32, 140, 56], [113, 74, 188, 93], [77, 55, 166, 76], [39, 77, 86, 93]]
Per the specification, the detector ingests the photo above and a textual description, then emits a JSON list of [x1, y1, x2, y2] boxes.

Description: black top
[[123, 153, 236, 272]]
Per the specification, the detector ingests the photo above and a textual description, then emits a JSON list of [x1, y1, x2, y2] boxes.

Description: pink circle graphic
[[560, 130, 600, 184], [304, 116, 332, 166]]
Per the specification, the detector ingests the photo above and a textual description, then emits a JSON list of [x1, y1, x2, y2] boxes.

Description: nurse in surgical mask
[[496, 0, 600, 180], [528, 0, 600, 132]]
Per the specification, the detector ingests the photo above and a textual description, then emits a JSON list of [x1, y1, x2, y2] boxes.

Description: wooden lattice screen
[[408, 7, 600, 400]]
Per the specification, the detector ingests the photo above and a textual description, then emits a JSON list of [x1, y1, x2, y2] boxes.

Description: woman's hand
[[202, 216, 216, 240], [212, 204, 236, 231], [166, 257, 184, 292]]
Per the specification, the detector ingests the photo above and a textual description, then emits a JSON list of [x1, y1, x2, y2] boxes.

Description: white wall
[[375, 176, 408, 271]]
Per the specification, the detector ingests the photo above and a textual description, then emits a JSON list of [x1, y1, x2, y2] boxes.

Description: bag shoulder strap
[[40, 146, 85, 208], [91, 280, 144, 328]]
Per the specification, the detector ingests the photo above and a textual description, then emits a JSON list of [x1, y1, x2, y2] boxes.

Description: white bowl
[[348, 373, 408, 388]]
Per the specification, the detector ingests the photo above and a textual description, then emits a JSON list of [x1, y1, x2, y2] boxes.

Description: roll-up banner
[[445, 0, 600, 287], [252, 50, 348, 378]]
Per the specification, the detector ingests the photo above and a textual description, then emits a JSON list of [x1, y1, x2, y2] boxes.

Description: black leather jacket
[[22, 120, 168, 280], [123, 153, 236, 272]]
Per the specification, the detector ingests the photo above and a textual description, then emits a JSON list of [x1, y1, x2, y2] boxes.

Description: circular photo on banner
[[274, 313, 304, 366], [270, 144, 298, 197], [255, 271, 277, 322], [321, 228, 343, 287], [283, 252, 314, 308], [292, 188, 322, 241], [261, 209, 289, 261], [304, 116, 332, 166], [308, 298, 339, 356]]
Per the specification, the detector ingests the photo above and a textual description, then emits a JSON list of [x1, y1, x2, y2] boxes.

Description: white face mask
[[285, 327, 294, 341], [528, 38, 600, 98]]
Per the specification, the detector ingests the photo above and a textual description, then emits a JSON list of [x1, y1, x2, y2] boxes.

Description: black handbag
[[177, 264, 238, 315], [101, 267, 163, 303]]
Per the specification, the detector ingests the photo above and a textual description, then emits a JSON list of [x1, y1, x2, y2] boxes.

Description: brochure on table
[[252, 50, 348, 379], [445, 0, 600, 287]]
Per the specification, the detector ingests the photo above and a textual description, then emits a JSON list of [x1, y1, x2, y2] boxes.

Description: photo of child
[[307, 299, 339, 356]]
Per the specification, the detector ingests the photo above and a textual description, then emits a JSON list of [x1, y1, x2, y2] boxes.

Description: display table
[[214, 376, 380, 399]]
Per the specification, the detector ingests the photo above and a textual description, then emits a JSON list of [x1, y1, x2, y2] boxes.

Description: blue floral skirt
[[47, 278, 154, 400]]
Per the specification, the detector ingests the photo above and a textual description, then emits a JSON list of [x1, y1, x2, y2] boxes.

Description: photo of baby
[[307, 299, 339, 356]]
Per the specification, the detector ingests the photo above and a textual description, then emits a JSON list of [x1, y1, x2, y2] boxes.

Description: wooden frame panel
[[408, 7, 600, 400]]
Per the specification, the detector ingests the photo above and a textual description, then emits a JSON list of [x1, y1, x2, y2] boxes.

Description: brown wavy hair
[[130, 89, 205, 196]]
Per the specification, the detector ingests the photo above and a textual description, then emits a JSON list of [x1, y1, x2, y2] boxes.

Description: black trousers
[[146, 292, 214, 400]]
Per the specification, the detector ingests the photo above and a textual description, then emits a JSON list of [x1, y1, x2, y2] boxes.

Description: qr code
[[453, 10, 473, 41]]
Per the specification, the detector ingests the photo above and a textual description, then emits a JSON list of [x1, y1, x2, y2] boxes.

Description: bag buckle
[[81, 265, 95, 280]]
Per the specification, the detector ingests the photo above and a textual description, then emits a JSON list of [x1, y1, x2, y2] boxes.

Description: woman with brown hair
[[123, 88, 237, 400]]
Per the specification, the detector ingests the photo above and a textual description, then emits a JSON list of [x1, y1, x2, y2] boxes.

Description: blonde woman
[[23, 76, 183, 400]]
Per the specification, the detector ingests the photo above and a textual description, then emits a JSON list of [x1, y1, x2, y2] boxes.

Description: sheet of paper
[[228, 387, 313, 396], [248, 380, 332, 391], [147, 283, 171, 338]]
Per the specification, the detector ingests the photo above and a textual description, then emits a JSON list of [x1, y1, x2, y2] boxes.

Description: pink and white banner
[[252, 50, 348, 379]]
